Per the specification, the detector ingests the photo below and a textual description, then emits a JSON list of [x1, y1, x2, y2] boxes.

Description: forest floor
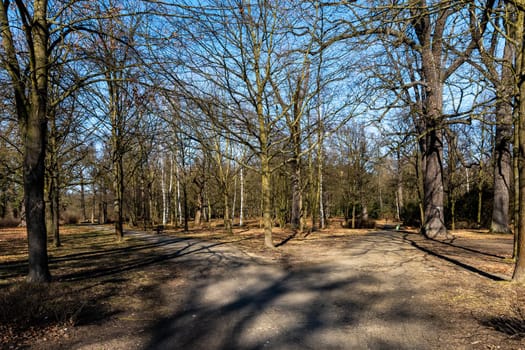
[[1, 221, 525, 349]]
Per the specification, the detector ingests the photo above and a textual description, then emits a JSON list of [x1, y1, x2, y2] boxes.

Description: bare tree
[[0, 0, 52, 282]]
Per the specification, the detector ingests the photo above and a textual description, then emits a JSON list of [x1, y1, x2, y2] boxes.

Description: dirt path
[[34, 229, 524, 350]]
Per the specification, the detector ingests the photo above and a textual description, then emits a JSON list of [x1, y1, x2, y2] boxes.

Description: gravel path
[[135, 231, 456, 350]]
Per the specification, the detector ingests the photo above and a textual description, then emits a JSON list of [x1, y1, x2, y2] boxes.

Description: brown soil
[[1, 223, 524, 349]]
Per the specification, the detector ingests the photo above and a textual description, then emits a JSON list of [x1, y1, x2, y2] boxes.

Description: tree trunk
[[25, 117, 51, 282], [176, 166, 183, 227], [491, 36, 514, 234], [317, 111, 325, 230], [80, 173, 87, 222], [513, 7, 525, 282], [195, 187, 203, 226], [161, 157, 168, 225], [239, 167, 244, 227], [113, 154, 124, 241], [50, 171, 60, 247], [290, 158, 302, 232], [91, 184, 96, 224], [261, 155, 274, 248], [183, 182, 189, 231], [231, 175, 236, 225], [25, 0, 51, 282], [351, 203, 356, 229], [194, 203, 202, 226], [514, 76, 525, 280], [396, 151, 404, 221], [477, 173, 483, 227], [46, 114, 60, 247], [223, 190, 232, 234], [362, 205, 368, 221], [421, 129, 447, 238], [410, 4, 453, 239], [450, 200, 456, 231]]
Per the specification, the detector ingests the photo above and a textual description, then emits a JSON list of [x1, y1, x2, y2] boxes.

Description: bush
[[0, 217, 21, 228], [401, 201, 422, 227], [63, 213, 79, 225], [446, 187, 493, 229], [341, 218, 376, 229]]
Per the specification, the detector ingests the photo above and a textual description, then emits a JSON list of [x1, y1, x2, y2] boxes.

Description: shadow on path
[[398, 232, 507, 281]]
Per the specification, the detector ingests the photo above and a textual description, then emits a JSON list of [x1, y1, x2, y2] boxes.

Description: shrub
[[63, 213, 79, 225], [0, 217, 21, 228]]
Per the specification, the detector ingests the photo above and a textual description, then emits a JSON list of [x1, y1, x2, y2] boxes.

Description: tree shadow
[[275, 232, 297, 247], [142, 245, 445, 350], [400, 232, 508, 281], [479, 316, 525, 339], [0, 233, 244, 282]]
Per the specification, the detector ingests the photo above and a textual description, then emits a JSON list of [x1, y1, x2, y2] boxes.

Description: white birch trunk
[[240, 167, 244, 227], [232, 174, 237, 224], [161, 157, 167, 225], [176, 164, 182, 226]]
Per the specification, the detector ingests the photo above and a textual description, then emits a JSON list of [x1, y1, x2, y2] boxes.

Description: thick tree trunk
[[23, 1, 51, 282], [492, 146, 512, 233], [25, 0, 51, 282], [25, 117, 51, 282], [422, 129, 447, 238], [491, 40, 514, 234]]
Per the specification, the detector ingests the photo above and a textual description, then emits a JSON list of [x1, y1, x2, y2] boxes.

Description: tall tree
[[332, 1, 493, 237], [0, 0, 52, 282], [513, 0, 525, 282], [472, 0, 516, 233]]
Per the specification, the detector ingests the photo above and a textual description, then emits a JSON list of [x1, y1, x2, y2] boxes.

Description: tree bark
[[261, 155, 274, 248], [26, 0, 52, 282], [223, 191, 232, 234], [0, 0, 52, 282], [239, 167, 244, 227], [46, 114, 60, 247], [420, 124, 447, 238], [513, 5, 525, 282], [491, 36, 514, 234], [80, 172, 87, 222], [290, 158, 303, 232], [113, 150, 124, 241]]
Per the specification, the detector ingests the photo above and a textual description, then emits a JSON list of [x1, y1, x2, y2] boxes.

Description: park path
[[62, 229, 510, 350], [121, 230, 463, 350]]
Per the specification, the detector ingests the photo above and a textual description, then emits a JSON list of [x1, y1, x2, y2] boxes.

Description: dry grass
[[0, 224, 188, 348]]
